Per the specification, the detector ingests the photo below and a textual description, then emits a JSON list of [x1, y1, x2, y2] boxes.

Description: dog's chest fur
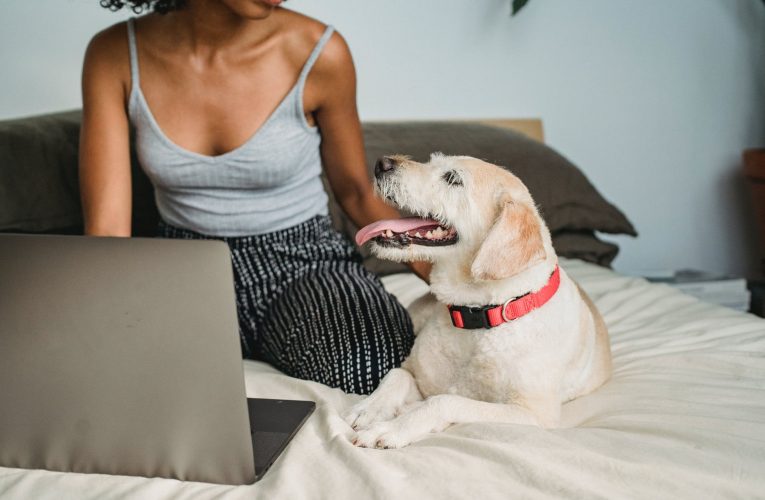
[[401, 276, 593, 404], [402, 310, 558, 403]]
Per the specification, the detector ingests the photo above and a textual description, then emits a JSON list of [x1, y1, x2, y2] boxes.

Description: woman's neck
[[173, 0, 278, 53]]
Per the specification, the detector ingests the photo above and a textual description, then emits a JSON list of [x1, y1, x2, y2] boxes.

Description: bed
[[1, 115, 764, 498], [1, 259, 764, 499]]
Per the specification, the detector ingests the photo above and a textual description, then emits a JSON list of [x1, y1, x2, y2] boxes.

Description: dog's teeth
[[415, 232, 422, 238], [426, 230, 433, 239], [385, 229, 393, 238]]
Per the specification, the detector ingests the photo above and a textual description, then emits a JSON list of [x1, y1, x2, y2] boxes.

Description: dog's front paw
[[344, 397, 399, 431], [352, 421, 425, 449], [353, 422, 408, 449], [351, 409, 449, 449]]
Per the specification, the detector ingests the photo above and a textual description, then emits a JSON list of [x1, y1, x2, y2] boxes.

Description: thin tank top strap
[[126, 18, 140, 89], [297, 25, 335, 85]]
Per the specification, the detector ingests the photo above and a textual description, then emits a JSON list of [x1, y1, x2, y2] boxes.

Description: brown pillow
[[551, 230, 620, 268], [0, 110, 158, 236], [0, 111, 83, 232], [326, 121, 636, 274]]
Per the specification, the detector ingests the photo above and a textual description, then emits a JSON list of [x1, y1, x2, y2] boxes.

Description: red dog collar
[[448, 266, 561, 330]]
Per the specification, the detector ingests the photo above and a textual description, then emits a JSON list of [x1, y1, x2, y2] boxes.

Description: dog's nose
[[374, 156, 398, 178]]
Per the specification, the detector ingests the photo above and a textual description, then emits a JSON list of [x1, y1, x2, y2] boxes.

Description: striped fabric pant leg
[[158, 216, 414, 395]]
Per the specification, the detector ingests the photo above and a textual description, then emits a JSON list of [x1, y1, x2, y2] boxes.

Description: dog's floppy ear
[[470, 200, 546, 281]]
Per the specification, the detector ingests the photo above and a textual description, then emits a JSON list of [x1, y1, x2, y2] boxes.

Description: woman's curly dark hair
[[100, 0, 187, 14]]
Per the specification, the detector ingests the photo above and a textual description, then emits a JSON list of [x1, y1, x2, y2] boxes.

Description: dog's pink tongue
[[355, 217, 440, 246]]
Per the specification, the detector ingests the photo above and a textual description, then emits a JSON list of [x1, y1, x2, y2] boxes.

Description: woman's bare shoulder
[[279, 9, 353, 77], [85, 20, 130, 62], [83, 20, 133, 95]]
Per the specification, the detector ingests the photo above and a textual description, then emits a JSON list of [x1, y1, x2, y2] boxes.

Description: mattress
[[1, 258, 764, 499]]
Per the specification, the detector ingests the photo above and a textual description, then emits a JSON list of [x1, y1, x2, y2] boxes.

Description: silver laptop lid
[[0, 234, 256, 484]]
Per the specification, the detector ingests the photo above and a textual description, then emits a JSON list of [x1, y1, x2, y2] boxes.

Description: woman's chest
[[137, 56, 314, 158]]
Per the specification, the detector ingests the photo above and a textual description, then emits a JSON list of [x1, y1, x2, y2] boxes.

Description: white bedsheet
[[2, 258, 764, 499]]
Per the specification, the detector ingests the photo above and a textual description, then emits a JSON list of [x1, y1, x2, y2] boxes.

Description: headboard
[[370, 118, 546, 144], [476, 119, 545, 143]]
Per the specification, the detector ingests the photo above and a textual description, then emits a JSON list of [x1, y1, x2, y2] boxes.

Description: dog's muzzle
[[355, 156, 459, 248]]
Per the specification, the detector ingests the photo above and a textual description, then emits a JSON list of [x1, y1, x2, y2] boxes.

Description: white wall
[[1, 0, 764, 277]]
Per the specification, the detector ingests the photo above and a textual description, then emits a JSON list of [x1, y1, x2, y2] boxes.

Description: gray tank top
[[126, 18, 333, 236]]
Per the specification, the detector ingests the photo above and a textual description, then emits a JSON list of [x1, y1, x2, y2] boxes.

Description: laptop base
[[249, 398, 315, 480]]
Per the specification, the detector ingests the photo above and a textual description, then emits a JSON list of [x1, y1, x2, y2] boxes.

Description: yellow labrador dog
[[346, 154, 611, 449]]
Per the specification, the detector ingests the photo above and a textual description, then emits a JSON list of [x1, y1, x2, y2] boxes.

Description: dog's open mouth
[[355, 217, 458, 248]]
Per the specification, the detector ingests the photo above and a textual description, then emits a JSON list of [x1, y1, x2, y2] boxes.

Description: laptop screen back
[[0, 234, 256, 484]]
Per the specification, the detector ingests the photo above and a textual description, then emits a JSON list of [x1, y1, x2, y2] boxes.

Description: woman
[[80, 0, 428, 394]]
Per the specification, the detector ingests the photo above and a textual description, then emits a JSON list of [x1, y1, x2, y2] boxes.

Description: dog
[[345, 154, 612, 449]]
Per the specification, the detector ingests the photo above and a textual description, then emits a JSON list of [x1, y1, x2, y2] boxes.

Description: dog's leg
[[353, 393, 560, 449], [344, 368, 422, 430]]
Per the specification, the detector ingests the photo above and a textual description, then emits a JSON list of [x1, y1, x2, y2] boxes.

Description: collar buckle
[[449, 304, 495, 329]]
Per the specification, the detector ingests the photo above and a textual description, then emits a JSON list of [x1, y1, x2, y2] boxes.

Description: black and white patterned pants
[[158, 216, 414, 394]]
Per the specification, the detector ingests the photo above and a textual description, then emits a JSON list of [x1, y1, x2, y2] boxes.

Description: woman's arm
[[308, 32, 431, 282], [79, 26, 133, 237]]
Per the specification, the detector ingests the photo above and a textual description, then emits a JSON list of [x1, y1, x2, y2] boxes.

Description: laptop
[[0, 233, 314, 485]]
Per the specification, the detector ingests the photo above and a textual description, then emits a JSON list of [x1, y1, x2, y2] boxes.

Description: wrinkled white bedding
[[2, 258, 764, 499]]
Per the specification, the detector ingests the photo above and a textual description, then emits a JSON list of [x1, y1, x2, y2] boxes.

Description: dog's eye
[[442, 170, 463, 186]]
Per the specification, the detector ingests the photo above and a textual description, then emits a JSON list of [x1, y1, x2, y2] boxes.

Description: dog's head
[[356, 154, 553, 281]]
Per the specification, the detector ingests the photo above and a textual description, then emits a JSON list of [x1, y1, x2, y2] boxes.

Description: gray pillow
[[551, 230, 620, 268], [326, 121, 636, 274], [0, 111, 82, 232], [0, 110, 158, 236]]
